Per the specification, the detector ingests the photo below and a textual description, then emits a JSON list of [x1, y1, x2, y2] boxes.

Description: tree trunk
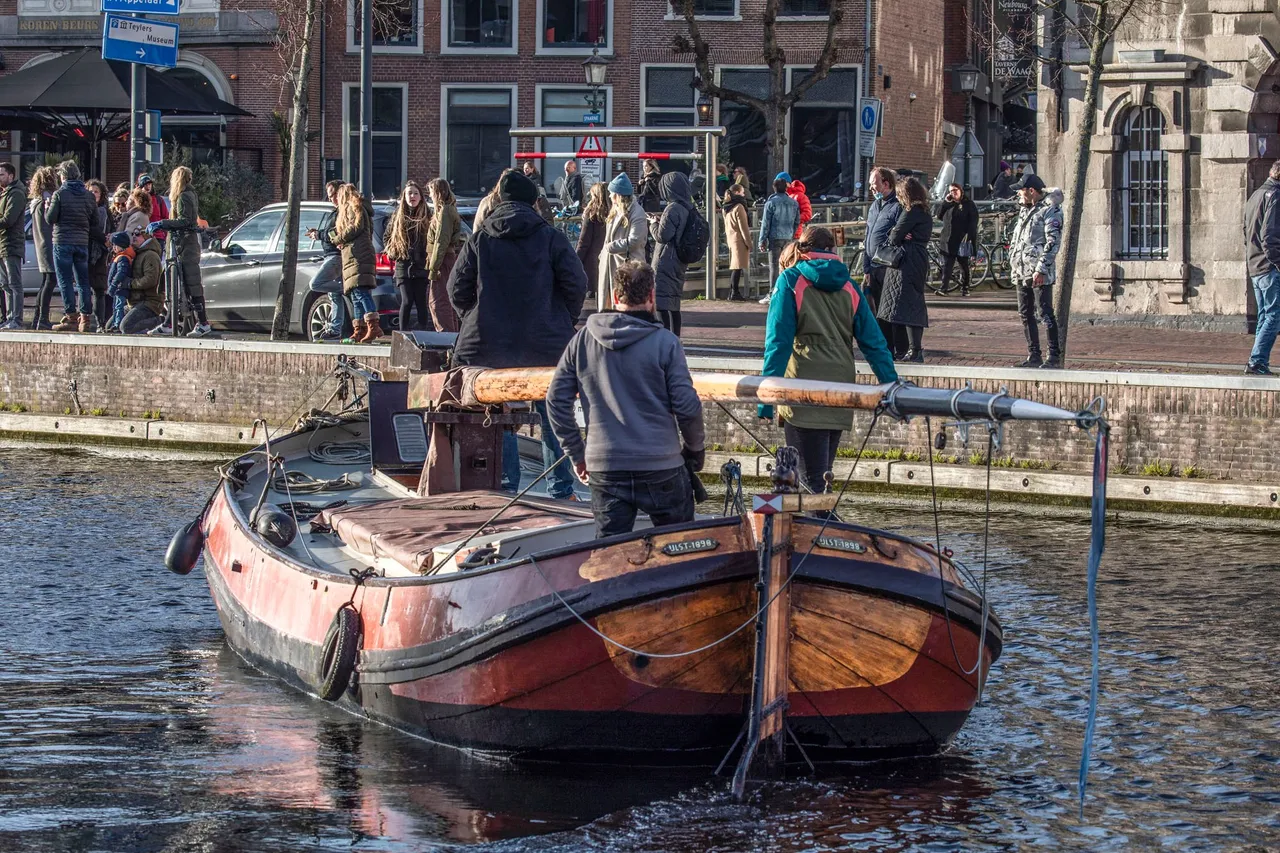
[[1054, 8, 1109, 362], [764, 101, 787, 186], [270, 0, 319, 341]]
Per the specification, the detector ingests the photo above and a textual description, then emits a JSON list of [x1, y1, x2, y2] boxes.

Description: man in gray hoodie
[[547, 261, 705, 537]]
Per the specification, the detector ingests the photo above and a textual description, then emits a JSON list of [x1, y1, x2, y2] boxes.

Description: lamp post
[[953, 63, 980, 193], [582, 47, 609, 114], [697, 91, 713, 123]]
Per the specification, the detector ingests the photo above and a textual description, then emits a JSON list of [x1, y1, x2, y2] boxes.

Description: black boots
[[1040, 352, 1062, 369], [1017, 354, 1043, 368]]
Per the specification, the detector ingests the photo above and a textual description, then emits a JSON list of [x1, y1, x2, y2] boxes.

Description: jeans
[[589, 466, 695, 538], [782, 422, 844, 495], [108, 293, 129, 329], [121, 304, 162, 335], [53, 244, 91, 316], [500, 402, 575, 498], [767, 239, 789, 291], [941, 252, 970, 293], [1250, 271, 1280, 369], [0, 255, 21, 324], [350, 287, 376, 317], [1016, 280, 1059, 357]]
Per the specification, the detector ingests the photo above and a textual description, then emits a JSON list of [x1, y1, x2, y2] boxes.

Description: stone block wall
[[1, 337, 1278, 483]]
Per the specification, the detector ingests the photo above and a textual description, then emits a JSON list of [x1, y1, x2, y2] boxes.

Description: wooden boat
[[175, 332, 1089, 791]]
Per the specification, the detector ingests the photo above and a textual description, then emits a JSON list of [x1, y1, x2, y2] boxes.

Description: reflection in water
[[1, 448, 1278, 852]]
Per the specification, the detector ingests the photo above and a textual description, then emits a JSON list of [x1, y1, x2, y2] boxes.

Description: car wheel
[[306, 293, 352, 342]]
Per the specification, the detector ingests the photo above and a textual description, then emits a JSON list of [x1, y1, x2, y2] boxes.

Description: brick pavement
[[677, 298, 1257, 374]]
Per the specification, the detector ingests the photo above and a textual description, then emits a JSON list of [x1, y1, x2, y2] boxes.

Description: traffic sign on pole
[[102, 14, 179, 69], [858, 97, 881, 159], [575, 131, 606, 188], [101, 0, 180, 16]]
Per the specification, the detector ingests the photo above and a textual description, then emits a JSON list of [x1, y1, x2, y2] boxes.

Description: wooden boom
[[452, 368, 1083, 424], [466, 368, 889, 411]]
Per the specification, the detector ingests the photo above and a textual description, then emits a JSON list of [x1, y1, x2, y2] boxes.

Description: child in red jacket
[[785, 177, 813, 238]]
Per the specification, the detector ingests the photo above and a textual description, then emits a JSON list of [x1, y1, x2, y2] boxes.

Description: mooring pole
[[705, 129, 719, 300], [358, 0, 373, 197]]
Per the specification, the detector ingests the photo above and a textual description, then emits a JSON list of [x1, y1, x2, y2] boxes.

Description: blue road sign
[[102, 13, 179, 68], [583, 112, 602, 124], [101, 0, 180, 16]]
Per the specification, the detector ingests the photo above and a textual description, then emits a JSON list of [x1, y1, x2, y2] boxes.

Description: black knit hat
[[498, 171, 538, 205], [110, 231, 131, 249]]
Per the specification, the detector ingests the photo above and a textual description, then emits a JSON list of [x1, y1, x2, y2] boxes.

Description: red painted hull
[[202, 481, 1001, 764]]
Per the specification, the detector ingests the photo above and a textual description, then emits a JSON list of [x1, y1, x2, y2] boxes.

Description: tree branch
[[784, 1, 846, 108], [676, 0, 770, 113]]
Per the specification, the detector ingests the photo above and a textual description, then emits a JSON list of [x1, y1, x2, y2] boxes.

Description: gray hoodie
[[546, 311, 704, 474]]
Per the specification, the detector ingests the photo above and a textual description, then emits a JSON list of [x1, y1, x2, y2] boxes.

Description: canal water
[[1, 447, 1276, 852]]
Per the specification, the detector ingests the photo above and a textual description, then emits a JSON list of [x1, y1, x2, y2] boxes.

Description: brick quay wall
[[0, 334, 1277, 487]]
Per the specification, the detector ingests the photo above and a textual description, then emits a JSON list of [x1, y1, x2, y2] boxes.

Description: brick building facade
[[0, 0, 948, 202]]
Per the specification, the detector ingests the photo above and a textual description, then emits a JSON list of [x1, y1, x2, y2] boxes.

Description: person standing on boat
[[1243, 159, 1280, 375], [547, 260, 705, 536], [758, 226, 898, 495], [448, 169, 586, 499]]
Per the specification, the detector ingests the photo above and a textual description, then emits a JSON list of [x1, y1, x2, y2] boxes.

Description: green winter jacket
[[328, 200, 377, 292], [0, 183, 27, 258], [155, 189, 201, 263], [759, 251, 898, 430]]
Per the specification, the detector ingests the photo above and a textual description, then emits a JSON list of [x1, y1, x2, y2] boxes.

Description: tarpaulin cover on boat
[[316, 493, 576, 574]]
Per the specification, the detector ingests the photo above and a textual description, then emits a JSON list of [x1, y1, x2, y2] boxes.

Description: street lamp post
[[582, 47, 609, 114], [953, 63, 980, 193]]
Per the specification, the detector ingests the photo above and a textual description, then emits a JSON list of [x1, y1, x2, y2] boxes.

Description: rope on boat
[[527, 408, 885, 660], [270, 470, 360, 495], [309, 440, 372, 466]]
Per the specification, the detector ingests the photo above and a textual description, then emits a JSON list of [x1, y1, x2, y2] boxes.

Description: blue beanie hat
[[775, 172, 792, 183], [608, 172, 634, 195]]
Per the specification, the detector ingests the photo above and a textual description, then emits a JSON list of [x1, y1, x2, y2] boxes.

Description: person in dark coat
[[47, 160, 104, 333], [383, 180, 432, 332], [328, 184, 380, 343], [862, 167, 902, 346], [648, 171, 693, 336], [0, 163, 27, 329], [876, 177, 932, 362], [991, 161, 1016, 200], [637, 160, 663, 214], [447, 170, 586, 500], [557, 160, 584, 210], [576, 182, 609, 303], [27, 166, 57, 330], [86, 180, 111, 330], [933, 183, 980, 296]]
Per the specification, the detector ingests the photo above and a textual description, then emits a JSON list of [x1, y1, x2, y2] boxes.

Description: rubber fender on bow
[[318, 605, 362, 701], [165, 518, 205, 575]]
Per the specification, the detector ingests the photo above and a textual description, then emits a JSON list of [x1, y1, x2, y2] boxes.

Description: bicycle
[[147, 224, 202, 336]]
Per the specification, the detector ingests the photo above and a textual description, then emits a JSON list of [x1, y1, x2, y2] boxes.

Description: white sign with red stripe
[[752, 494, 784, 515], [576, 131, 606, 189]]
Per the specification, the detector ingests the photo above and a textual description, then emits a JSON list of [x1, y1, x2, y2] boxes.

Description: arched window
[[1119, 106, 1168, 259]]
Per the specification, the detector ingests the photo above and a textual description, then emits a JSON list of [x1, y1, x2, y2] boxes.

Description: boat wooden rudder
[[182, 331, 1101, 796]]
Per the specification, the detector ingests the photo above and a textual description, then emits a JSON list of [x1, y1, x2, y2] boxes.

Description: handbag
[[870, 244, 902, 269], [957, 239, 973, 258]]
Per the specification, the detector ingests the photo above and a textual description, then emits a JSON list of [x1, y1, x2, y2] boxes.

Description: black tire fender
[[318, 604, 361, 701]]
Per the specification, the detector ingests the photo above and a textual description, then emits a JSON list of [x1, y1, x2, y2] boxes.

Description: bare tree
[[673, 0, 846, 182], [980, 0, 1163, 359]]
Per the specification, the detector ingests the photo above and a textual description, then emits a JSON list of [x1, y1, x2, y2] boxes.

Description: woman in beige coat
[[722, 183, 752, 301], [597, 172, 647, 307]]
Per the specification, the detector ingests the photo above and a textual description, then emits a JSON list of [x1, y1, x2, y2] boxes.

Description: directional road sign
[[102, 14, 179, 69], [102, 0, 181, 16]]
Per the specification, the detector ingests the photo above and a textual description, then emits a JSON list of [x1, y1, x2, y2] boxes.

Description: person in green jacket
[[148, 166, 211, 336], [0, 162, 28, 328], [758, 225, 899, 495]]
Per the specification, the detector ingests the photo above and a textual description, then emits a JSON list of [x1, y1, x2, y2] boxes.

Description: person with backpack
[[648, 171, 708, 336], [758, 225, 898, 495]]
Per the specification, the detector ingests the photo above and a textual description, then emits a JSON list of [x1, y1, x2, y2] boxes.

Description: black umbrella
[[0, 48, 252, 176], [0, 48, 250, 116]]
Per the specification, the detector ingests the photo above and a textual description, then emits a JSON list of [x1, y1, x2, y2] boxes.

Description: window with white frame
[[789, 68, 859, 196], [445, 88, 514, 197], [350, 0, 420, 49], [1118, 105, 1168, 260], [448, 0, 513, 48], [781, 0, 829, 14], [642, 66, 698, 176], [668, 0, 736, 15], [540, 88, 610, 189], [720, 69, 770, 193], [542, 0, 608, 47], [345, 85, 406, 198]]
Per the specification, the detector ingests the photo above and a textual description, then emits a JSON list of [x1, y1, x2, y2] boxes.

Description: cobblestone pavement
[[678, 298, 1258, 374]]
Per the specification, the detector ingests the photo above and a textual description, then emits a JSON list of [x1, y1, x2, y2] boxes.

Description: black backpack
[[675, 204, 710, 264]]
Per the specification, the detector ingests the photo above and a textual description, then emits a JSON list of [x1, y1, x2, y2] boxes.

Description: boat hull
[[203, 484, 1000, 765]]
